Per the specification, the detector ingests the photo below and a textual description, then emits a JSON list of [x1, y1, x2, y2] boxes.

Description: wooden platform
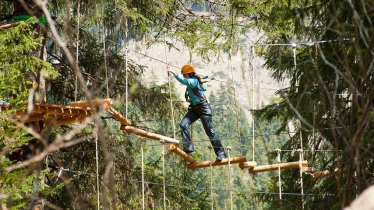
[[169, 144, 247, 169], [0, 22, 20, 30], [15, 103, 93, 127], [246, 161, 308, 173], [122, 126, 179, 144], [9, 98, 131, 130], [303, 167, 343, 179], [169, 144, 196, 163], [187, 156, 247, 170]]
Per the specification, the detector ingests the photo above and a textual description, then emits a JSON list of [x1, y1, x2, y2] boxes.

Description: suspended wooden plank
[[70, 98, 112, 108], [169, 144, 196, 164], [0, 22, 20, 30], [187, 156, 247, 170], [50, 114, 90, 126], [239, 161, 257, 169], [105, 105, 131, 126], [301, 166, 315, 173], [17, 108, 89, 118], [17, 113, 46, 122], [13, 99, 131, 127], [15, 107, 91, 124], [122, 125, 179, 144], [248, 161, 308, 173], [15, 105, 91, 117], [311, 168, 342, 179], [28, 121, 43, 132]]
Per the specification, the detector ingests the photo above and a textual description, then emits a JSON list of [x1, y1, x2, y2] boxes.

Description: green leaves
[[0, 19, 60, 209], [0, 21, 58, 108]]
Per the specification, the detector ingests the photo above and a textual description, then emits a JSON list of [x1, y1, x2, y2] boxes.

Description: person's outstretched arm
[[168, 69, 196, 88]]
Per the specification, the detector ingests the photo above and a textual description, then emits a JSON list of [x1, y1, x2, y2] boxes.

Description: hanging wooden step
[[247, 161, 308, 173], [169, 144, 196, 164], [104, 105, 131, 126], [310, 168, 343, 179], [0, 22, 20, 30], [239, 161, 258, 170], [70, 98, 131, 125], [10, 98, 131, 129], [16, 105, 90, 120], [122, 125, 179, 144], [187, 156, 247, 170], [70, 98, 112, 108], [50, 114, 90, 126], [15, 103, 92, 126]]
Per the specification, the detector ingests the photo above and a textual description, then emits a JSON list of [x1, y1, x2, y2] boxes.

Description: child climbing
[[168, 64, 227, 161]]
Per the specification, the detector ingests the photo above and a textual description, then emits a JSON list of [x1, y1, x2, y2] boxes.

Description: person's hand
[[167, 66, 175, 76], [168, 70, 175, 76]]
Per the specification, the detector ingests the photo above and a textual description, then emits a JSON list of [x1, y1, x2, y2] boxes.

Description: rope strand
[[141, 141, 145, 210], [95, 131, 100, 210], [229, 50, 242, 155], [209, 146, 214, 210], [74, 1, 80, 101], [276, 149, 282, 208], [162, 144, 166, 210], [102, 9, 109, 98], [250, 45, 256, 161], [125, 18, 129, 118], [227, 146, 233, 210]]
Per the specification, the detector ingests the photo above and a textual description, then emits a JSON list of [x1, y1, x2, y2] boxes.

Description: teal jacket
[[175, 73, 207, 105]]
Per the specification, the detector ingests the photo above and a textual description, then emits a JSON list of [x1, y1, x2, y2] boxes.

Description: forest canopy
[[0, 0, 374, 209]]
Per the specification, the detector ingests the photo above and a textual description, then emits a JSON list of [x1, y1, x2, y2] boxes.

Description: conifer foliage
[[1, 0, 374, 209]]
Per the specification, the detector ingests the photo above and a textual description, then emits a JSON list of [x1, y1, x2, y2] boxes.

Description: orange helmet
[[181, 64, 195, 75]]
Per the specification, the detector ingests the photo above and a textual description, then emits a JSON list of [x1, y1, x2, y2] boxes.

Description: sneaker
[[216, 153, 227, 161], [183, 149, 194, 155]]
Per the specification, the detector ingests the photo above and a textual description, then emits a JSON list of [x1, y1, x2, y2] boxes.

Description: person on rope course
[[168, 64, 227, 161]]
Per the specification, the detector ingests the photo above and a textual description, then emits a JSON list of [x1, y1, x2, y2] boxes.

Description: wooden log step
[[46, 114, 89, 126], [187, 156, 247, 170], [169, 144, 196, 164], [15, 105, 91, 117], [122, 125, 179, 144], [239, 161, 257, 169], [248, 161, 308, 173], [70, 98, 112, 107], [105, 105, 131, 126], [311, 168, 342, 179], [0, 22, 20, 30]]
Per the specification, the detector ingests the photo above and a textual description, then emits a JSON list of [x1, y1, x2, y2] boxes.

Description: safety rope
[[50, 162, 336, 197], [298, 148, 305, 209], [294, 45, 305, 209], [74, 0, 80, 101], [130, 179, 332, 196], [124, 47, 273, 89], [229, 50, 242, 155], [102, 10, 109, 98], [162, 143, 166, 209], [125, 18, 129, 118], [276, 149, 282, 202], [163, 38, 175, 210], [165, 41, 176, 138], [209, 146, 214, 210], [95, 131, 100, 210], [141, 141, 145, 210], [292, 43, 297, 71], [227, 146, 233, 210], [256, 39, 349, 46], [250, 45, 256, 162]]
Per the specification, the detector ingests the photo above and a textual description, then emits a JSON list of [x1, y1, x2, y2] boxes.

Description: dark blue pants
[[180, 102, 225, 157]]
